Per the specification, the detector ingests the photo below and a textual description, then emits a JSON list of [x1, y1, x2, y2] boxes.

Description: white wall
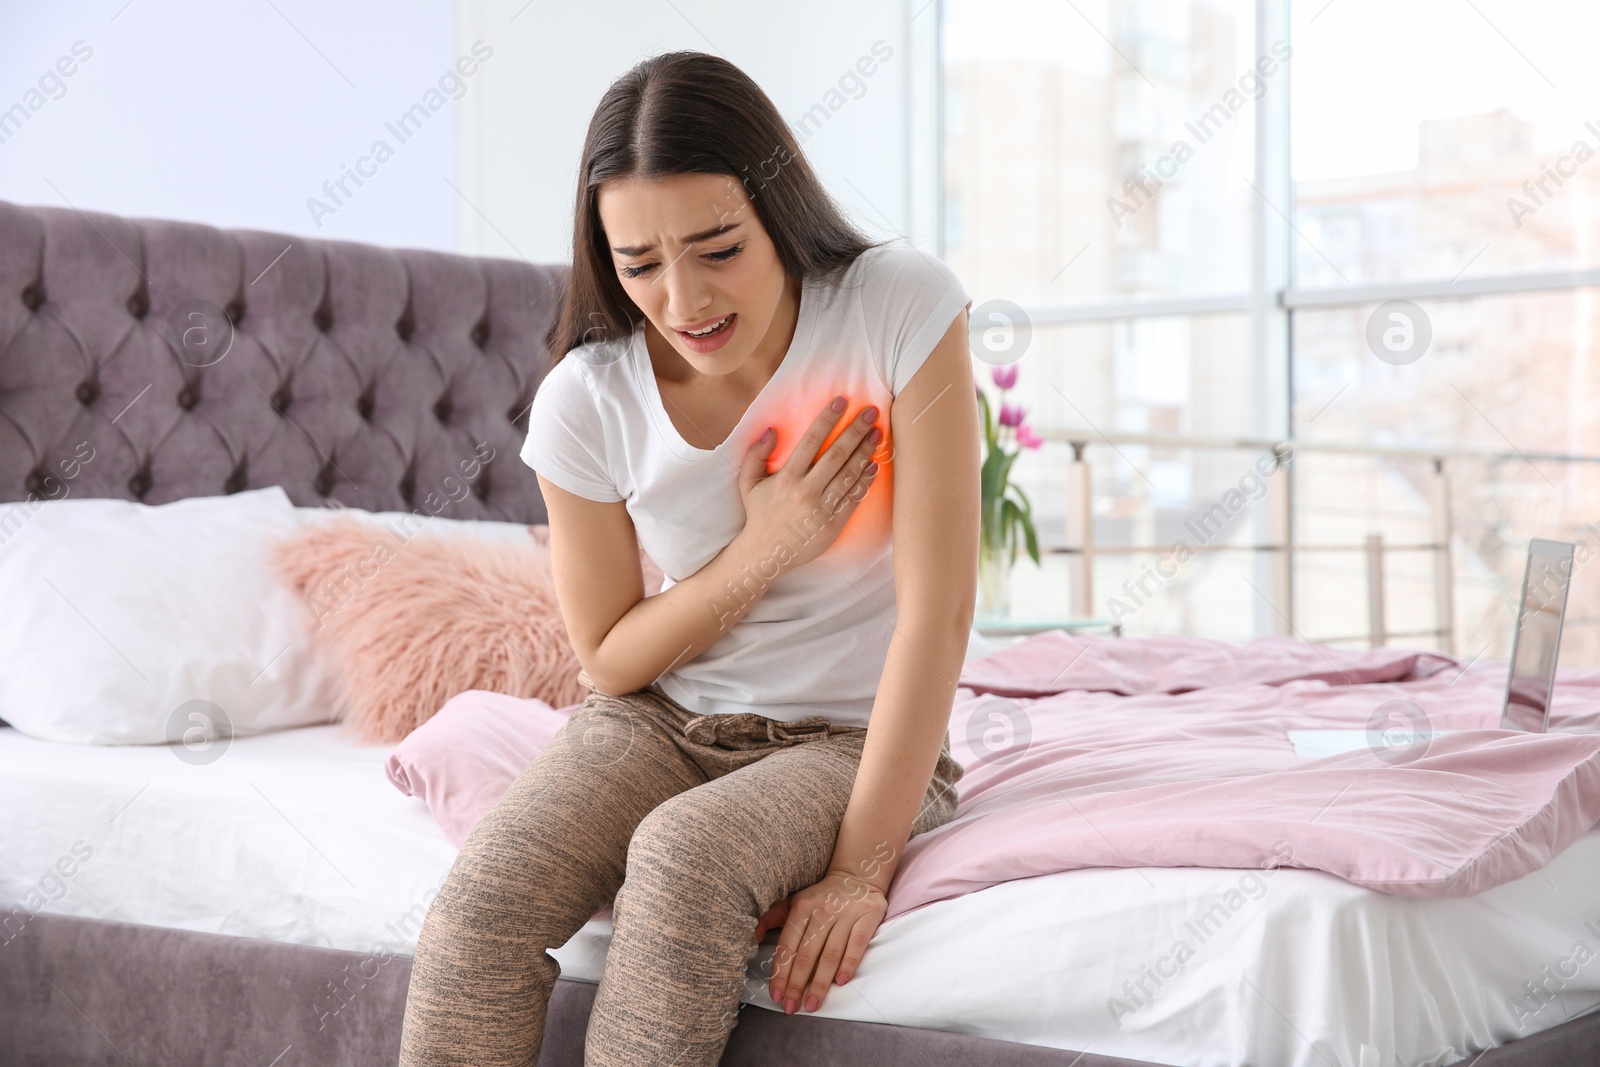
[[455, 0, 936, 266], [0, 0, 459, 250], [0, 1, 930, 263]]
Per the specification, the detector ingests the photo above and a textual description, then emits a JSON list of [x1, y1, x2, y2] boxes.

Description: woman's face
[[597, 172, 794, 378]]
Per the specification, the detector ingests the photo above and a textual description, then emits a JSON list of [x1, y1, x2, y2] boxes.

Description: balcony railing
[[1035, 428, 1600, 653]]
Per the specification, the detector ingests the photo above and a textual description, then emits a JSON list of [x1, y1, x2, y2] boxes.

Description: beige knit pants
[[397, 681, 964, 1066]]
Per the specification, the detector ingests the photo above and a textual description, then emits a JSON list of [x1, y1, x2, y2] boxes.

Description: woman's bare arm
[[826, 307, 978, 887], [766, 307, 979, 1012], [537, 395, 883, 696]]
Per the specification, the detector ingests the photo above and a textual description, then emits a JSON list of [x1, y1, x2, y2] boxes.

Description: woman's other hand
[[765, 868, 886, 1014], [736, 396, 881, 571]]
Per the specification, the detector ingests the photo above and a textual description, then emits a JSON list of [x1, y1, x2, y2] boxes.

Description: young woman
[[400, 50, 979, 1067]]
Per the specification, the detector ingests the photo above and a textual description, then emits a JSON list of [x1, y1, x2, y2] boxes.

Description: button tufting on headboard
[[128, 466, 153, 499], [224, 461, 249, 495], [507, 395, 532, 431], [0, 198, 565, 523], [314, 463, 338, 497]]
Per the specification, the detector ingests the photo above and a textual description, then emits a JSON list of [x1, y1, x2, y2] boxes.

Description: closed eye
[[620, 243, 744, 280]]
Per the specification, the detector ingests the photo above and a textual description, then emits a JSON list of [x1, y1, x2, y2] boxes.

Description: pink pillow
[[387, 689, 580, 846], [388, 689, 614, 921], [271, 517, 589, 743]]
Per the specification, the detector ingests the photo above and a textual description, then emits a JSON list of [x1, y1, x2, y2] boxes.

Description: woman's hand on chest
[[734, 396, 882, 572]]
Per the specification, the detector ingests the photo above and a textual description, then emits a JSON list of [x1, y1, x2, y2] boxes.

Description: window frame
[[929, 0, 1600, 429]]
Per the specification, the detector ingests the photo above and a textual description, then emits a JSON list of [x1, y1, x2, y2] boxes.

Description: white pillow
[[0, 486, 343, 745], [294, 504, 539, 545]]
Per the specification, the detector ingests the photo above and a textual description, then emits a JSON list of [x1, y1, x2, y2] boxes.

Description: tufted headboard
[[0, 199, 567, 523]]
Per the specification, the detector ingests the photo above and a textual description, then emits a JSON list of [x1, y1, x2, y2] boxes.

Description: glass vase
[[977, 543, 1011, 620]]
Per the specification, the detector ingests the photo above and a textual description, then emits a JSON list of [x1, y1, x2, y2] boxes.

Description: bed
[[4, 197, 1600, 1067]]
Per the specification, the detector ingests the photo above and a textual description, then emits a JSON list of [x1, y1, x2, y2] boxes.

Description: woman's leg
[[398, 690, 711, 1067], [582, 731, 963, 1067]]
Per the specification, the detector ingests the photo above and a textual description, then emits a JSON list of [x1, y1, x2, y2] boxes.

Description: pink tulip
[[1016, 424, 1045, 450], [999, 402, 1025, 428], [991, 364, 1019, 390]]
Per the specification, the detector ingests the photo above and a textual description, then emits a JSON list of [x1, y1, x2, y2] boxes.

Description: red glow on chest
[[751, 391, 895, 561]]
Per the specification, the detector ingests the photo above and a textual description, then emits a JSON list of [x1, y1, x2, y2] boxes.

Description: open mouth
[[680, 314, 735, 339]]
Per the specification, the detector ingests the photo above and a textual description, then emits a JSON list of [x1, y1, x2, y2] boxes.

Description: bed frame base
[[2, 913, 1595, 1066], [1, 914, 1150, 1065]]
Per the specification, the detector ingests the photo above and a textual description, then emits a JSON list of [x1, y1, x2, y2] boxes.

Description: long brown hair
[[548, 50, 881, 365]]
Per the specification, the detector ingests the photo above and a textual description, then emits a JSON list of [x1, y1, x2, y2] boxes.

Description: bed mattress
[[3, 721, 1597, 1067]]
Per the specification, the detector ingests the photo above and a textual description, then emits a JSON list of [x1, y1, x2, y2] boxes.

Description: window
[[941, 0, 1260, 307], [1291, 0, 1600, 283], [942, 0, 1600, 655]]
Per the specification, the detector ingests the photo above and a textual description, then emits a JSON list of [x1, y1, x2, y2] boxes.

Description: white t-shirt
[[520, 242, 971, 728]]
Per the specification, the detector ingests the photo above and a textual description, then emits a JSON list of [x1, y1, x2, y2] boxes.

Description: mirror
[[1501, 539, 1575, 733]]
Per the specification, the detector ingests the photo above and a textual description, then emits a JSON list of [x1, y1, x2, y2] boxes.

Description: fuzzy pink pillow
[[271, 518, 589, 743]]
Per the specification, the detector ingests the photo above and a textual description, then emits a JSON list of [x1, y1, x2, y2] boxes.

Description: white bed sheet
[[3, 721, 1597, 1067]]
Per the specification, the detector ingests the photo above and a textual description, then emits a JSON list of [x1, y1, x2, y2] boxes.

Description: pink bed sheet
[[957, 631, 1459, 696], [882, 634, 1600, 920]]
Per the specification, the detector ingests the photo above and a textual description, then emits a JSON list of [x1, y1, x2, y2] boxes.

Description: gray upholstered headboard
[[0, 199, 566, 523]]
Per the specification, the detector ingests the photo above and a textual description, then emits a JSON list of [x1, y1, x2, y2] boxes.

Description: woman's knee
[[440, 736, 634, 919], [619, 792, 751, 910], [429, 819, 557, 928]]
